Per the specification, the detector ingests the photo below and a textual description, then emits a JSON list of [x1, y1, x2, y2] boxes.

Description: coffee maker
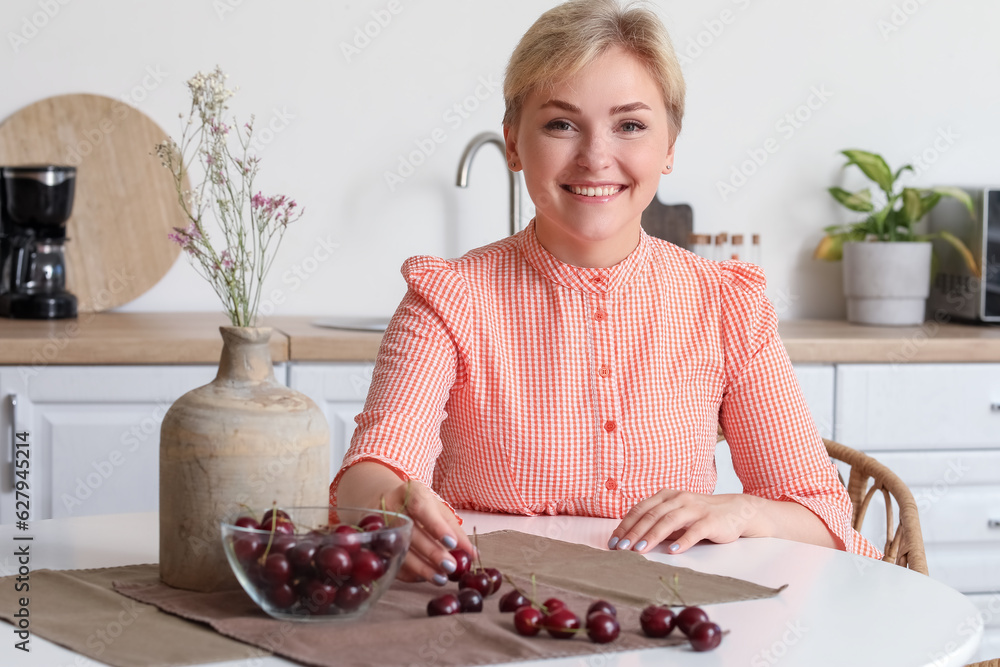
[[0, 165, 78, 319]]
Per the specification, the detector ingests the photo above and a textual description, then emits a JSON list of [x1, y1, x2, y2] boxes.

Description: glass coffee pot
[[0, 165, 78, 319]]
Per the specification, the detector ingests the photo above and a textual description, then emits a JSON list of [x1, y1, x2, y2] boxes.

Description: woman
[[333, 0, 879, 585]]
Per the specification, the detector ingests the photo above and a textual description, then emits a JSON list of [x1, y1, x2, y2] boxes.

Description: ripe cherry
[[544, 607, 581, 639], [688, 621, 723, 651], [542, 598, 566, 614], [315, 545, 352, 580], [261, 508, 290, 524], [448, 549, 472, 582], [427, 593, 461, 617], [358, 513, 386, 532], [335, 583, 370, 611], [261, 553, 292, 586], [457, 588, 484, 613], [269, 533, 297, 556], [232, 534, 264, 563], [587, 600, 617, 618], [513, 606, 544, 636], [300, 580, 336, 614], [333, 524, 364, 553], [267, 582, 297, 609], [459, 571, 492, 596], [287, 541, 318, 575], [374, 531, 405, 558], [499, 590, 529, 612], [676, 606, 710, 637], [484, 567, 503, 595], [234, 515, 260, 530], [586, 611, 620, 644], [260, 515, 295, 536], [640, 605, 675, 638], [350, 549, 385, 584]]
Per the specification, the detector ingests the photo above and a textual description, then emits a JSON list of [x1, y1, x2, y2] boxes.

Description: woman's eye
[[545, 120, 573, 132], [621, 121, 647, 133]]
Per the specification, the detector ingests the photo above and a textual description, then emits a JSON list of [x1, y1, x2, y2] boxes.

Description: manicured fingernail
[[669, 543, 680, 552], [440, 559, 456, 574], [617, 539, 631, 550], [607, 536, 619, 549], [633, 540, 647, 552], [441, 535, 457, 549], [432, 573, 448, 586]]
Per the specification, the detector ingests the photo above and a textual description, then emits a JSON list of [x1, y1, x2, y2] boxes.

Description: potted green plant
[[814, 149, 980, 326]]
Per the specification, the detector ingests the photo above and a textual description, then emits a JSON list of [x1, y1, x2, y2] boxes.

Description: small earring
[[665, 165, 672, 171], [509, 161, 517, 169]]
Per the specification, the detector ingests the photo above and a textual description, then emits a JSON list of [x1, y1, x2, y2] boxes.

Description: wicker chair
[[716, 427, 928, 575], [965, 660, 1000, 666], [823, 439, 928, 575]]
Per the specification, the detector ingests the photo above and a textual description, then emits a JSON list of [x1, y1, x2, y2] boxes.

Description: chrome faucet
[[456, 131, 521, 236]]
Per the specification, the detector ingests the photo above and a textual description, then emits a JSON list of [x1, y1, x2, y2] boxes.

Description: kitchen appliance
[[927, 187, 1000, 323], [0, 165, 78, 319]]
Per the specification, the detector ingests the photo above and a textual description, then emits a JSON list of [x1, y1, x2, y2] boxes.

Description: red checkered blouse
[[331, 222, 879, 557]]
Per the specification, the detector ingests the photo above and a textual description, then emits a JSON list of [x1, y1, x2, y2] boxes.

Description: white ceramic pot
[[842, 241, 932, 326]]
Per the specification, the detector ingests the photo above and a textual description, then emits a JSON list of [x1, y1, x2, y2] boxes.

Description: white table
[[0, 511, 983, 667]]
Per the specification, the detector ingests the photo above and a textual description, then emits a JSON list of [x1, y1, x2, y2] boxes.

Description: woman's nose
[[576, 132, 612, 171]]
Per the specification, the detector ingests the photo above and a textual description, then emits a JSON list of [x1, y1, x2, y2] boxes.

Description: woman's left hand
[[609, 489, 761, 554]]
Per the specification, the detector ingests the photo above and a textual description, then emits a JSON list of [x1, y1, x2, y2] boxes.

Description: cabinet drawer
[[838, 450, 1000, 593], [836, 364, 1000, 450]]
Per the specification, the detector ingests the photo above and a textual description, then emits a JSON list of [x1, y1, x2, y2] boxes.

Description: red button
[[598, 365, 611, 378], [605, 478, 618, 491], [590, 275, 605, 284], [594, 309, 607, 321], [604, 420, 616, 433]]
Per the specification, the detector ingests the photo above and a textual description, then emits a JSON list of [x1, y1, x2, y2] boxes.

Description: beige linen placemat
[[0, 564, 260, 667], [1, 530, 786, 667]]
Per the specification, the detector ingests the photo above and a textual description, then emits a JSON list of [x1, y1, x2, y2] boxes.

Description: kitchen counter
[[0, 312, 289, 365], [0, 312, 998, 364]]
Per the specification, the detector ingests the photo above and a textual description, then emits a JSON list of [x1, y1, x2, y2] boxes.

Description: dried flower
[[156, 66, 303, 326]]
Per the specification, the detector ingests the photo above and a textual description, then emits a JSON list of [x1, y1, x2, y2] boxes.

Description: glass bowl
[[220, 506, 412, 622]]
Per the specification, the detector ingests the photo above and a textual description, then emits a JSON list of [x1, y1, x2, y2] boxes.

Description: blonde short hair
[[503, 0, 685, 143]]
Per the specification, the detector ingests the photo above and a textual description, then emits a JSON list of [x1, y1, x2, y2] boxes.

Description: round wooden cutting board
[[0, 94, 186, 312]]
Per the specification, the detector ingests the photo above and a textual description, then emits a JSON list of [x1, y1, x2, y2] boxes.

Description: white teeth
[[570, 185, 621, 197]]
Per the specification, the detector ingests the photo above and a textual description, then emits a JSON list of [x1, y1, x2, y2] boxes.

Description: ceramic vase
[[159, 326, 330, 592], [842, 241, 932, 326]]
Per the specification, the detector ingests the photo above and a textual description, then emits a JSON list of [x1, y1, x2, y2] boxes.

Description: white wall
[[3, 0, 998, 320]]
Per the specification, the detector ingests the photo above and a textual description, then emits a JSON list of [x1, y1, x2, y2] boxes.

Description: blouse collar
[[517, 219, 650, 294]]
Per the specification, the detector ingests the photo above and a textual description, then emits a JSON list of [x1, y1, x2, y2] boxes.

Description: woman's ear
[[503, 125, 521, 172], [661, 141, 676, 176]]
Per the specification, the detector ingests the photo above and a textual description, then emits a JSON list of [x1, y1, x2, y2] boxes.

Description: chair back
[[823, 439, 928, 575]]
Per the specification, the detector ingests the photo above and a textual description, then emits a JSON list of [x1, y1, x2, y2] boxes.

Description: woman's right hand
[[334, 461, 477, 585]]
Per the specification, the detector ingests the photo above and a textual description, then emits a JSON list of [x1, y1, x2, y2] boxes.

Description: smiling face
[[504, 46, 675, 268]]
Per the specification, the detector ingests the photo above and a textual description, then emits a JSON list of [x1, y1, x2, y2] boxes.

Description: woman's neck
[[532, 218, 642, 268]]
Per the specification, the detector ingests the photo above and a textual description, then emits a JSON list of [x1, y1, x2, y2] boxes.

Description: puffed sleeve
[[329, 255, 471, 504], [717, 261, 881, 558]]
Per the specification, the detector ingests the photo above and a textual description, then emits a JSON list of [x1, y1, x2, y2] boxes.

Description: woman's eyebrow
[[610, 102, 652, 114], [539, 99, 581, 113]]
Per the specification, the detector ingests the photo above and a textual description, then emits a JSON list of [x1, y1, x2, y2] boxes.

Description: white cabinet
[[0, 365, 287, 523], [288, 363, 374, 479], [835, 363, 1000, 659]]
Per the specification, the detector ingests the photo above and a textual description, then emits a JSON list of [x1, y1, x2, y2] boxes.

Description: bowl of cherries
[[220, 506, 412, 622]]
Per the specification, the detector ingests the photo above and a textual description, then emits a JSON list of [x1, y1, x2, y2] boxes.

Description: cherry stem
[[379, 496, 390, 526], [472, 527, 483, 572], [657, 574, 686, 607], [259, 501, 278, 564]]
